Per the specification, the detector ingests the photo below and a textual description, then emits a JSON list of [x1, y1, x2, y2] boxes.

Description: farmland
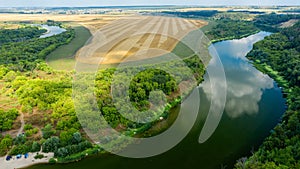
[[76, 16, 207, 65], [0, 14, 123, 32], [0, 14, 206, 69]]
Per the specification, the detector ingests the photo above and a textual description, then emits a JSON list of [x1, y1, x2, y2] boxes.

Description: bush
[[42, 137, 60, 153], [31, 141, 41, 152], [25, 128, 39, 137], [41, 124, 56, 139], [0, 135, 13, 156], [0, 108, 19, 132], [34, 153, 44, 159], [3, 71, 17, 82], [9, 144, 31, 155], [0, 65, 8, 79], [13, 134, 26, 145], [36, 62, 53, 74], [49, 157, 57, 164], [24, 124, 33, 131], [57, 146, 101, 163]]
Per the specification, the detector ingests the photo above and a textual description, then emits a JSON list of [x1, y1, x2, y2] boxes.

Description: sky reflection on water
[[202, 32, 275, 118]]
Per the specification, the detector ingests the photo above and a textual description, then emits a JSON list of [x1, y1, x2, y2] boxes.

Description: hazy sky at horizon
[[0, 0, 299, 7]]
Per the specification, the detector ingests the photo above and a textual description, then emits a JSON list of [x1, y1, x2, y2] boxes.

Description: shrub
[[49, 157, 57, 164], [34, 153, 44, 159]]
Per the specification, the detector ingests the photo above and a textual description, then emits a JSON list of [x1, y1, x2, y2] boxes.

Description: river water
[[37, 25, 66, 38], [26, 31, 285, 169]]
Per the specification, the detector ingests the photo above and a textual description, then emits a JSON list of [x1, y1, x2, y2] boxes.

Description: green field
[[200, 19, 217, 33], [46, 25, 91, 71]]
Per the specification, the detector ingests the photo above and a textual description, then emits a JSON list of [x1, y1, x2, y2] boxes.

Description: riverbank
[[210, 30, 260, 43], [251, 61, 289, 88], [0, 152, 54, 169]]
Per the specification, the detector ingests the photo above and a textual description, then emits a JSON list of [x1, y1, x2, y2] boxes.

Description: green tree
[[31, 141, 41, 152], [72, 132, 82, 144], [42, 137, 60, 153], [59, 130, 74, 146], [0, 135, 13, 155], [13, 134, 26, 145], [56, 147, 69, 157], [42, 124, 56, 139]]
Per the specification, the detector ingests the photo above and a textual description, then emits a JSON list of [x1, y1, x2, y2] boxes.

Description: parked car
[[6, 156, 12, 161], [16, 154, 22, 159]]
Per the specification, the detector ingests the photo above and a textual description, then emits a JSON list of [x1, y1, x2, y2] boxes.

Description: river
[[26, 31, 285, 169], [35, 24, 66, 38]]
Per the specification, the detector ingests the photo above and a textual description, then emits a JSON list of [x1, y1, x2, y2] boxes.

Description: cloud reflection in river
[[225, 61, 274, 118], [201, 32, 274, 119], [218, 31, 272, 60]]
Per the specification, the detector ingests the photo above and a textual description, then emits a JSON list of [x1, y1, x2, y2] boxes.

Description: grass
[[252, 61, 289, 88], [0, 81, 19, 110], [0, 97, 19, 110], [172, 41, 195, 58], [46, 25, 91, 71], [200, 19, 217, 33]]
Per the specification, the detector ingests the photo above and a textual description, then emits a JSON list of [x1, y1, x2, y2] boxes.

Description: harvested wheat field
[[77, 16, 207, 65], [0, 14, 126, 33]]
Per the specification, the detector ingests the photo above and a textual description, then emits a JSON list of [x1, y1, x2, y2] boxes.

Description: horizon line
[[1, 5, 299, 8]]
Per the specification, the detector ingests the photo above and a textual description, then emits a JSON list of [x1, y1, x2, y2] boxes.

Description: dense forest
[[0, 27, 74, 71], [235, 21, 300, 169], [0, 26, 46, 45], [253, 13, 300, 32], [91, 54, 204, 136], [204, 13, 299, 42], [204, 18, 259, 42]]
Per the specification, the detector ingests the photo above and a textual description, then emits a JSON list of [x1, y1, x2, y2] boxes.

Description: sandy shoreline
[[0, 152, 54, 169]]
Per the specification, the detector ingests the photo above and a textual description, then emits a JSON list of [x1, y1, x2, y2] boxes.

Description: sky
[[0, 0, 299, 7]]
